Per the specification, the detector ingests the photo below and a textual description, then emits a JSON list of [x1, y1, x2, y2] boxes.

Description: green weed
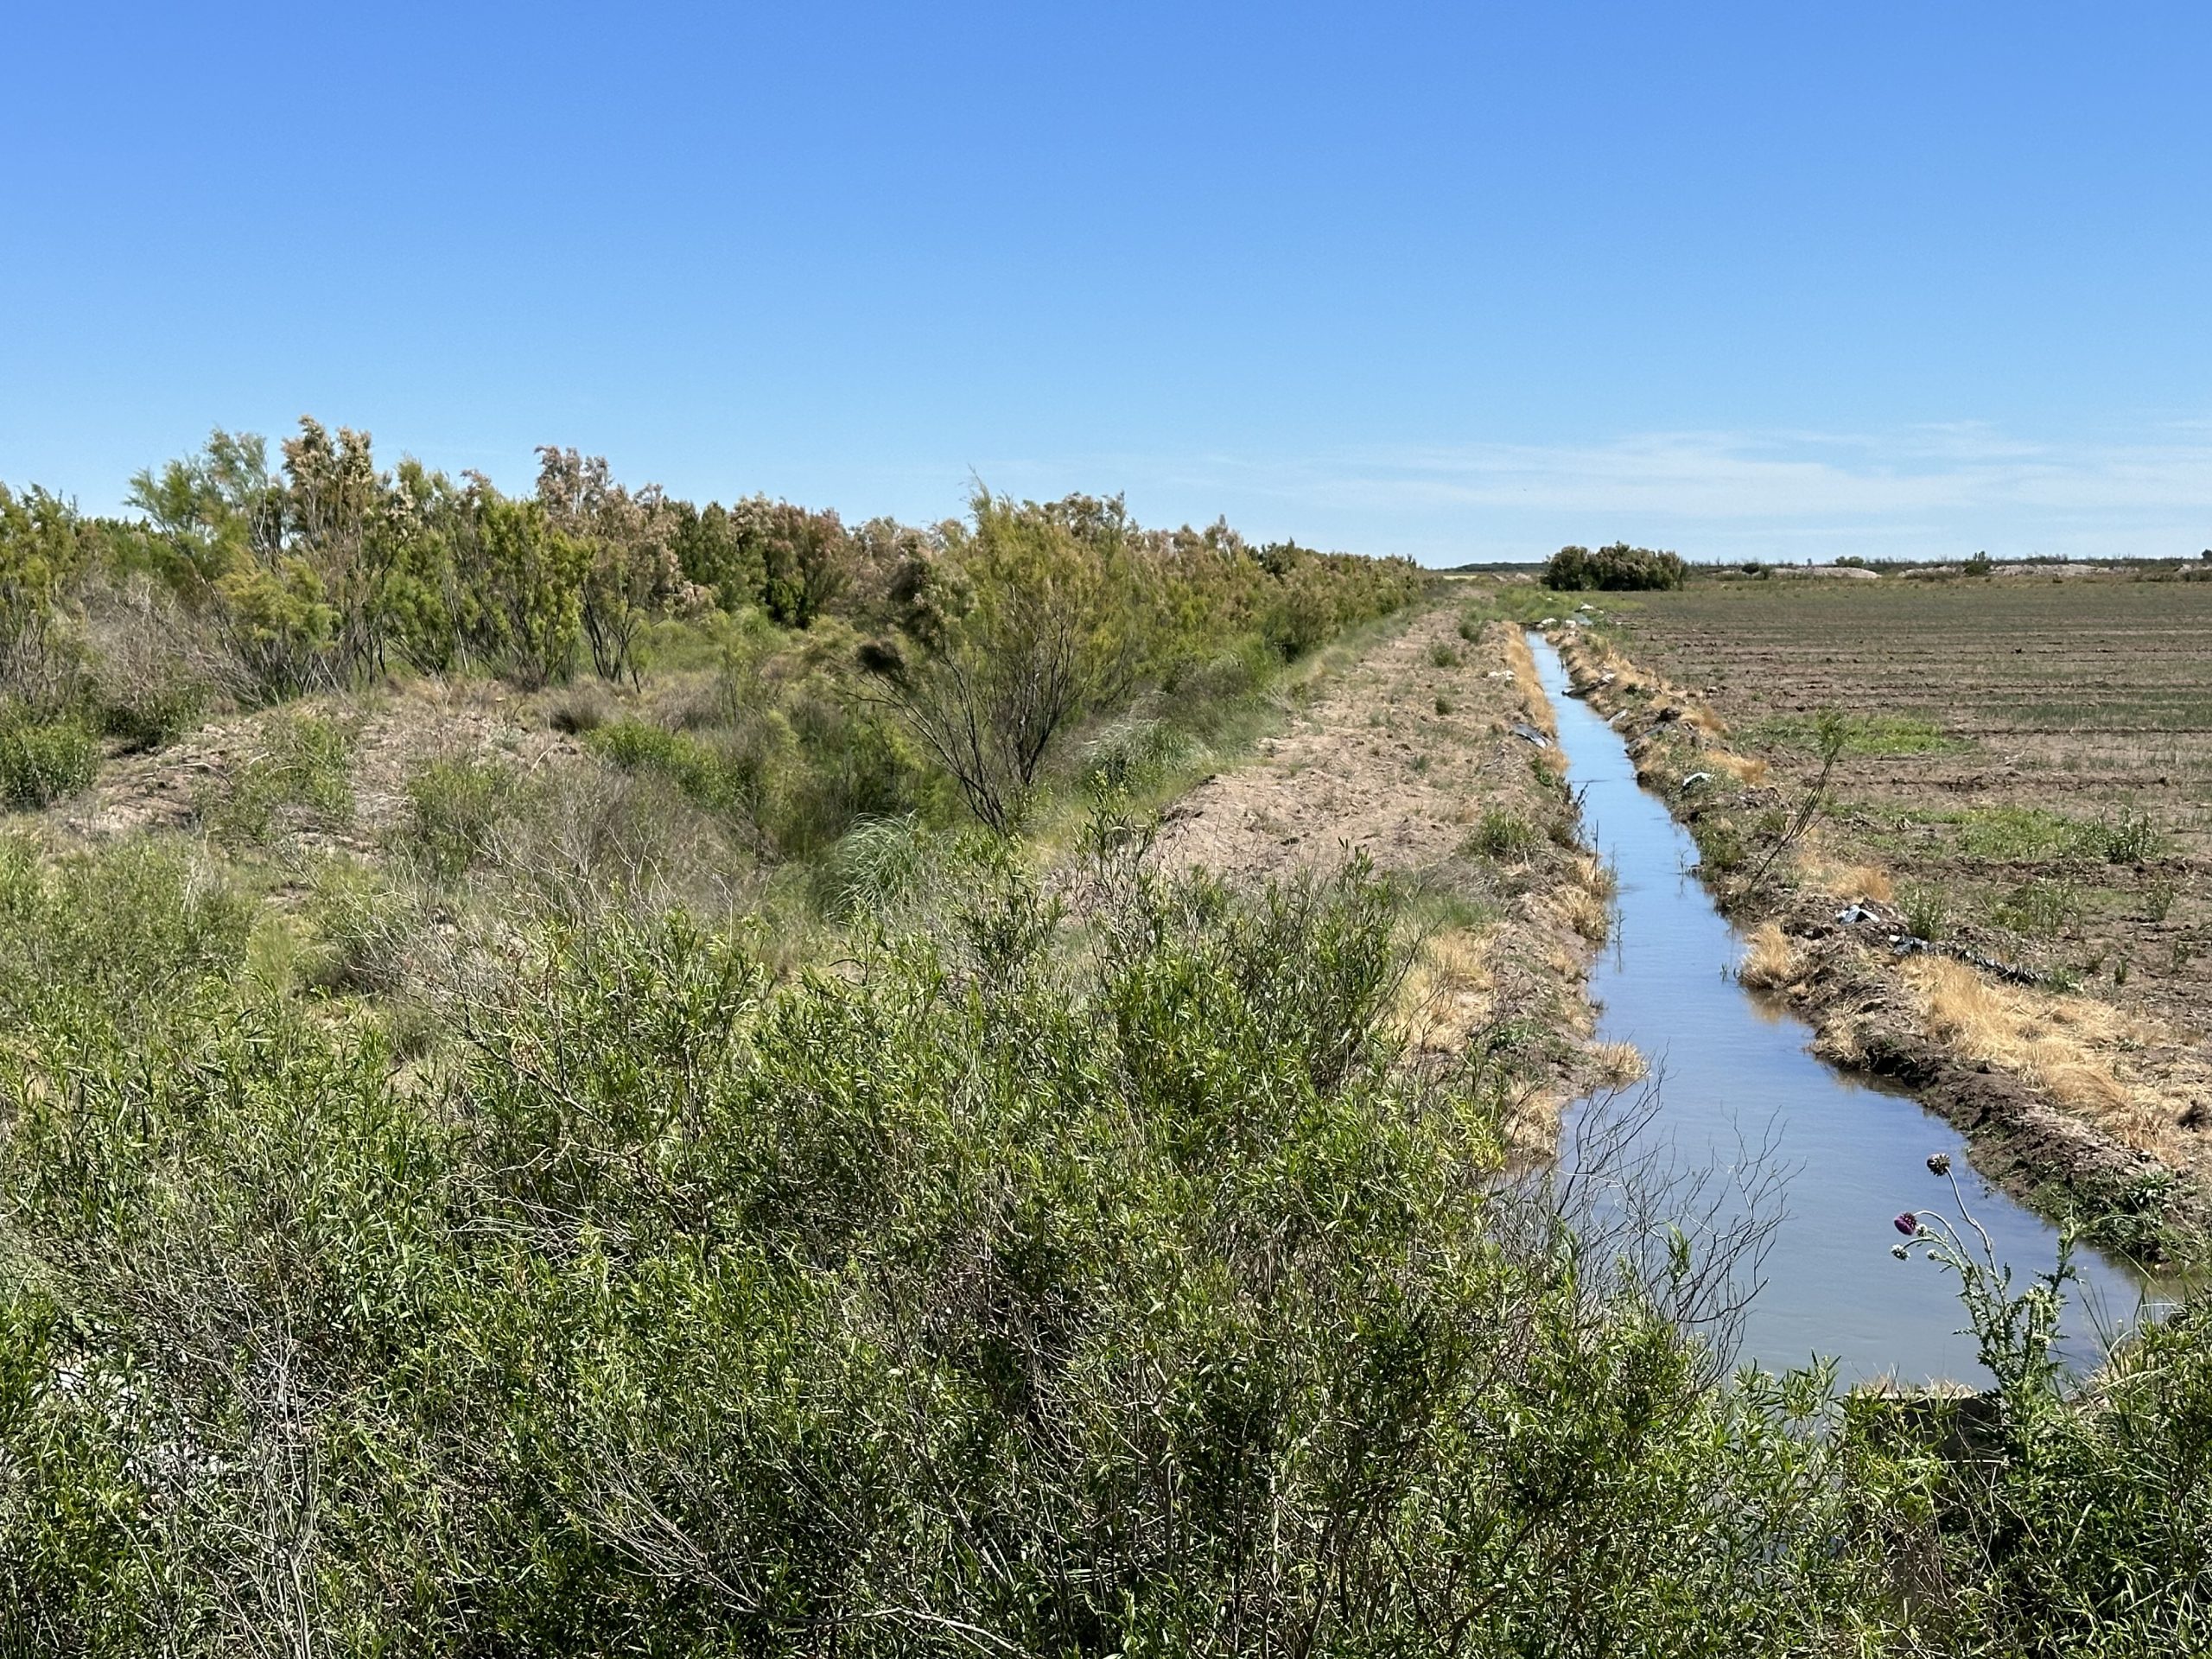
[[1750, 712, 1962, 756], [1994, 877, 2086, 938], [403, 754, 520, 880], [0, 709, 98, 809], [97, 675, 207, 752], [1466, 810, 1539, 862], [1902, 883, 1950, 941], [200, 712, 355, 841], [1692, 815, 1748, 874], [2085, 810, 2164, 864]]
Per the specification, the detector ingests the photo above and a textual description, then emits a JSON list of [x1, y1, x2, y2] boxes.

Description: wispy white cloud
[[1284, 426, 2212, 519], [980, 422, 2212, 564]]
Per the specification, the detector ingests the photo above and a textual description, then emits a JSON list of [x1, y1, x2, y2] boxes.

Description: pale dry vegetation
[[1904, 957, 2185, 1164], [1738, 917, 1810, 990]]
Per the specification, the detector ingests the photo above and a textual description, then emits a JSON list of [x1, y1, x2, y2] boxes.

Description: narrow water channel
[[1529, 632, 2146, 1384]]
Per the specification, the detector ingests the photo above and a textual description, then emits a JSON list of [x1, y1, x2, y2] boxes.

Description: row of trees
[[3, 421, 1421, 836], [864, 490, 1419, 830], [3, 422, 1418, 715], [117, 425, 836, 694]]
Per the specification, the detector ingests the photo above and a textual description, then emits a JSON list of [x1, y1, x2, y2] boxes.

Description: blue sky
[[4, 3, 2209, 564]]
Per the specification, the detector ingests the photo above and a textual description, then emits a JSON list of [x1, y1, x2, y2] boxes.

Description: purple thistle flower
[[1892, 1211, 1919, 1236]]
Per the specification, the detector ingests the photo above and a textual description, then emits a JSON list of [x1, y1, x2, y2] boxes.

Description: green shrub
[[1, 836, 2209, 1649], [96, 674, 207, 751], [588, 719, 732, 807], [1083, 716, 1185, 791], [1545, 542, 1689, 591], [200, 711, 354, 841], [1995, 877, 2085, 938], [776, 693, 920, 855], [814, 812, 935, 919], [1160, 639, 1275, 710], [0, 835, 251, 1025], [302, 857, 429, 995], [1427, 641, 1462, 669], [0, 710, 97, 809], [1466, 809, 1539, 862], [490, 765, 742, 919], [1693, 815, 1748, 874], [1902, 883, 1950, 940], [2145, 879, 2179, 923], [403, 754, 519, 880], [1258, 563, 1344, 658], [2087, 810, 2163, 864], [545, 681, 613, 735]]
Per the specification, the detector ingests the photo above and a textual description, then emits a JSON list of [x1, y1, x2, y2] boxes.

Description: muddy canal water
[[1529, 633, 2146, 1383]]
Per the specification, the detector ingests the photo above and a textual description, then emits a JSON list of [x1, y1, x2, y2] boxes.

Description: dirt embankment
[[1548, 624, 2211, 1261], [1155, 602, 1626, 1147], [54, 677, 583, 852]]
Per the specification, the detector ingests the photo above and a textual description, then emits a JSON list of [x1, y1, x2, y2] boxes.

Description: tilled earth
[[1547, 581, 2212, 1255], [1605, 576, 2212, 1039]]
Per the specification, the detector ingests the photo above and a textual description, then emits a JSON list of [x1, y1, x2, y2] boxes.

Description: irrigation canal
[[1528, 632, 2149, 1384]]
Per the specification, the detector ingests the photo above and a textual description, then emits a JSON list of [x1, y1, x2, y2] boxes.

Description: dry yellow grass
[[1902, 957, 2183, 1163], [1737, 918, 1808, 989], [1703, 749, 1770, 786], [1397, 927, 1497, 1051], [1560, 887, 1610, 943], [1677, 705, 1726, 739], [1588, 1040, 1647, 1086], [1495, 624, 1555, 737], [1796, 854, 1896, 903], [1563, 855, 1616, 941]]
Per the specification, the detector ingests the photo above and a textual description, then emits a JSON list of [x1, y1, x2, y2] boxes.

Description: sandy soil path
[[1152, 598, 1625, 1133]]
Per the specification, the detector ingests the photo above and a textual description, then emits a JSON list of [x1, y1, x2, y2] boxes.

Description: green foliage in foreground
[[0, 836, 2204, 1653]]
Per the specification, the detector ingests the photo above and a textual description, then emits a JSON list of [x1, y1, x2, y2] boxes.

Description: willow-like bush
[[0, 842, 2204, 1654]]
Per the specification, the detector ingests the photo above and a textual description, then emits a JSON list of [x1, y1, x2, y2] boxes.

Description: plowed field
[[1610, 576, 2212, 1039]]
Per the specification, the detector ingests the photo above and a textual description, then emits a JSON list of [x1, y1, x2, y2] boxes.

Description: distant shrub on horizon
[[1544, 542, 1689, 592]]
